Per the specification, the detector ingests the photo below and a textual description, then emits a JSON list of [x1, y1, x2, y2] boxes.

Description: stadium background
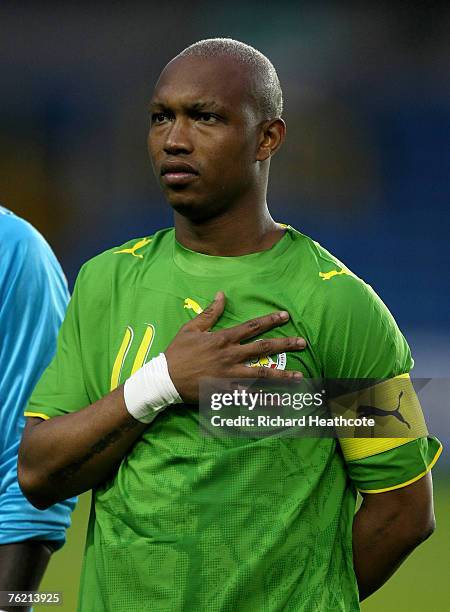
[[1, 2, 448, 610]]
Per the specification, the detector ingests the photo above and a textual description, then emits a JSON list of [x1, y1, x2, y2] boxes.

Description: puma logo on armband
[[357, 391, 411, 429]]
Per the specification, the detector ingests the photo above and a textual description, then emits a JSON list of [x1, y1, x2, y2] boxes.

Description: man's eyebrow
[[148, 100, 168, 111], [188, 100, 225, 113], [149, 100, 226, 113]]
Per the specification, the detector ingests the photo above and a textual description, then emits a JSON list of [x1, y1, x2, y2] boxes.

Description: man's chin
[[168, 196, 222, 223], [171, 201, 208, 222], [169, 197, 197, 215]]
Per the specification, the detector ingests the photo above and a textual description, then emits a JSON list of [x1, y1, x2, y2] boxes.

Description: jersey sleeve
[[25, 265, 91, 420], [319, 274, 442, 493]]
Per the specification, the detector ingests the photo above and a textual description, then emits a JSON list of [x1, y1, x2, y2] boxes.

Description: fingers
[[188, 291, 226, 331], [224, 311, 290, 343], [238, 336, 306, 361]]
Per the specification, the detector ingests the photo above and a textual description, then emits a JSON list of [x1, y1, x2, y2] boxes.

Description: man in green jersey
[[19, 39, 441, 611]]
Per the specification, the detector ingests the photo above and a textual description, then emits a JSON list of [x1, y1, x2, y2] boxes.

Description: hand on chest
[[110, 289, 310, 390]]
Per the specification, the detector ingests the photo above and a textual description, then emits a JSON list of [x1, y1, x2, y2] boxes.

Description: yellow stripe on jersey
[[110, 326, 134, 391], [131, 324, 155, 375], [24, 411, 50, 420]]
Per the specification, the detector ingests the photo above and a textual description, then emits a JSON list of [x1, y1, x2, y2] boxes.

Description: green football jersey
[[26, 226, 441, 612]]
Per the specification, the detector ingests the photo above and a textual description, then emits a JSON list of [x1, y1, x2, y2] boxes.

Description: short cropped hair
[[175, 38, 283, 120]]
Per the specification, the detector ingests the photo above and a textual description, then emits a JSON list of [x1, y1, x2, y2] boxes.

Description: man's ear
[[256, 118, 286, 161]]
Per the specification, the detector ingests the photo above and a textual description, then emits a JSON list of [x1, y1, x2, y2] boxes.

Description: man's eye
[[151, 112, 169, 124], [198, 113, 217, 123]]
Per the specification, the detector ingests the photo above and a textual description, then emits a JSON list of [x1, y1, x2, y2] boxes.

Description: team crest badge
[[245, 339, 287, 370]]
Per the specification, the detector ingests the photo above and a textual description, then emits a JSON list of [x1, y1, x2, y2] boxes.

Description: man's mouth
[[161, 161, 199, 186]]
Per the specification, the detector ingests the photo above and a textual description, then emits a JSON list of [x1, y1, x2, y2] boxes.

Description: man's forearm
[[352, 474, 435, 601], [18, 386, 148, 509], [352, 498, 422, 600]]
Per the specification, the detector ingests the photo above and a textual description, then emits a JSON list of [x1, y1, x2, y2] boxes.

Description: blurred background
[[1, 1, 448, 610]]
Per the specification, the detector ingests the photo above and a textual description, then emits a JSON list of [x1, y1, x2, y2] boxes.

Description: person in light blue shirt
[[0, 206, 76, 610]]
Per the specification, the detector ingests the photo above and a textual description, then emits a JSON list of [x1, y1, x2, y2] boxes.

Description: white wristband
[[123, 353, 182, 423]]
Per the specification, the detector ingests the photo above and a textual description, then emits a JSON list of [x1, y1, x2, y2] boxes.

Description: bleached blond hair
[[175, 37, 283, 119]]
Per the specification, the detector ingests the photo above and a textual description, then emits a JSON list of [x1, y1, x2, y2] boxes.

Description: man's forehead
[[151, 54, 254, 109]]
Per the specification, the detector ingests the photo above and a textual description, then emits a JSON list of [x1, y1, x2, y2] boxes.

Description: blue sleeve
[[0, 208, 76, 547]]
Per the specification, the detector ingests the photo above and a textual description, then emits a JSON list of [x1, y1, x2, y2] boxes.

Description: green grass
[[39, 471, 450, 611]]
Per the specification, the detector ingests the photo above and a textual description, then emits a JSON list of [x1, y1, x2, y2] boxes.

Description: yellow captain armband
[[331, 374, 443, 493], [334, 373, 428, 462]]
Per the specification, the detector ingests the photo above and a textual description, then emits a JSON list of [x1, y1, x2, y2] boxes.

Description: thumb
[[190, 291, 226, 331]]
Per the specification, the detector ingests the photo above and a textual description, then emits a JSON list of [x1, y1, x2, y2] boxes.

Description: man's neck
[[174, 205, 285, 257]]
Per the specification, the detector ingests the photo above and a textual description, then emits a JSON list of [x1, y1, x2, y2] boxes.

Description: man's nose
[[163, 118, 193, 155]]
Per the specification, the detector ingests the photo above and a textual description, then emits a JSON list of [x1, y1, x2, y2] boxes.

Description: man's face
[[148, 55, 263, 220]]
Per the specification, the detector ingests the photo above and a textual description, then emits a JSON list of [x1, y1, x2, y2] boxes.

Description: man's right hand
[[165, 291, 306, 403], [19, 291, 307, 509]]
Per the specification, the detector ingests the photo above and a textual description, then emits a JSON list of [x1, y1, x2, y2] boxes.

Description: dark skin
[[0, 541, 54, 612], [147, 54, 286, 255], [353, 473, 435, 599], [18, 54, 435, 602]]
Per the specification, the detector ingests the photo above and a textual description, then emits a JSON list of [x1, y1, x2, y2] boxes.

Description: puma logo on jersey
[[114, 237, 152, 259], [319, 267, 353, 281], [357, 391, 411, 429], [184, 298, 203, 314]]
